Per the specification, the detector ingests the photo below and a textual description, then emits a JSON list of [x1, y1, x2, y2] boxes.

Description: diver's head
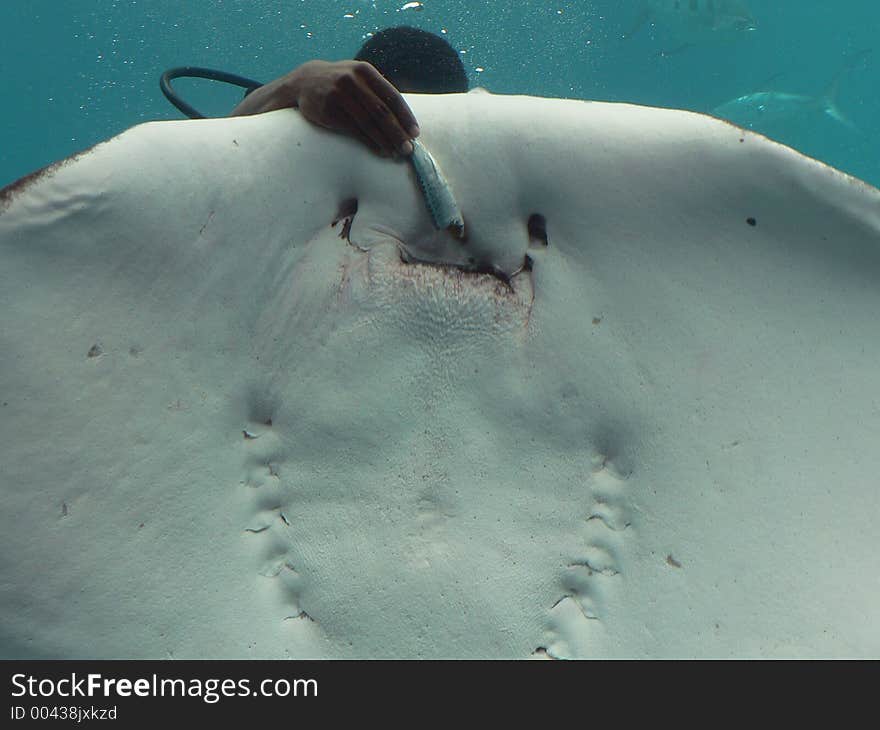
[[354, 26, 469, 93]]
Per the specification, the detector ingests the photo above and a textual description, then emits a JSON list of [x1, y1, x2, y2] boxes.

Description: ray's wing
[[1, 94, 879, 658]]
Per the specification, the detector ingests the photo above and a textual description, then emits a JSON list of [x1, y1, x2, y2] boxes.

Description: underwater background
[[2, 0, 877, 188]]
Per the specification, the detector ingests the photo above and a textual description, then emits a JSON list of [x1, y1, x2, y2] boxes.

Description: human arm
[[231, 60, 420, 157]]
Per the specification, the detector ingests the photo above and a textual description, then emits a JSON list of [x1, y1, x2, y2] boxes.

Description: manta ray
[[1, 92, 878, 658]]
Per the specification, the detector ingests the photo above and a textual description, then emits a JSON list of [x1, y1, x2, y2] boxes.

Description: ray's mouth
[[396, 245, 532, 290], [330, 198, 549, 290]]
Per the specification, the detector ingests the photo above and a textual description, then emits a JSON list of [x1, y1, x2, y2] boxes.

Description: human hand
[[231, 60, 420, 157]]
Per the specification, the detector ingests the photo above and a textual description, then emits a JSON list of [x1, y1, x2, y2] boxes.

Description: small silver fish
[[712, 90, 852, 132], [409, 139, 465, 238], [712, 51, 868, 134], [625, 0, 756, 41]]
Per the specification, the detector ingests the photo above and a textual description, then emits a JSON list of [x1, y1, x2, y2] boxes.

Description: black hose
[[159, 66, 264, 119]]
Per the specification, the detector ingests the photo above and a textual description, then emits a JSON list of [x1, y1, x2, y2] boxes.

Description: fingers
[[296, 60, 422, 158], [337, 71, 415, 157], [343, 118, 384, 157], [358, 65, 421, 139], [336, 90, 397, 157]]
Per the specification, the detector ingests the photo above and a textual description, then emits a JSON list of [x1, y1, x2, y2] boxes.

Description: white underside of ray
[[1, 92, 879, 658]]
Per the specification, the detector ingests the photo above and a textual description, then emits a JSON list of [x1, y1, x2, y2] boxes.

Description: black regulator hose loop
[[160, 66, 264, 119]]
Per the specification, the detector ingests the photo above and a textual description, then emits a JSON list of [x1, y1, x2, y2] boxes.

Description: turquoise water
[[2, 0, 877, 187]]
